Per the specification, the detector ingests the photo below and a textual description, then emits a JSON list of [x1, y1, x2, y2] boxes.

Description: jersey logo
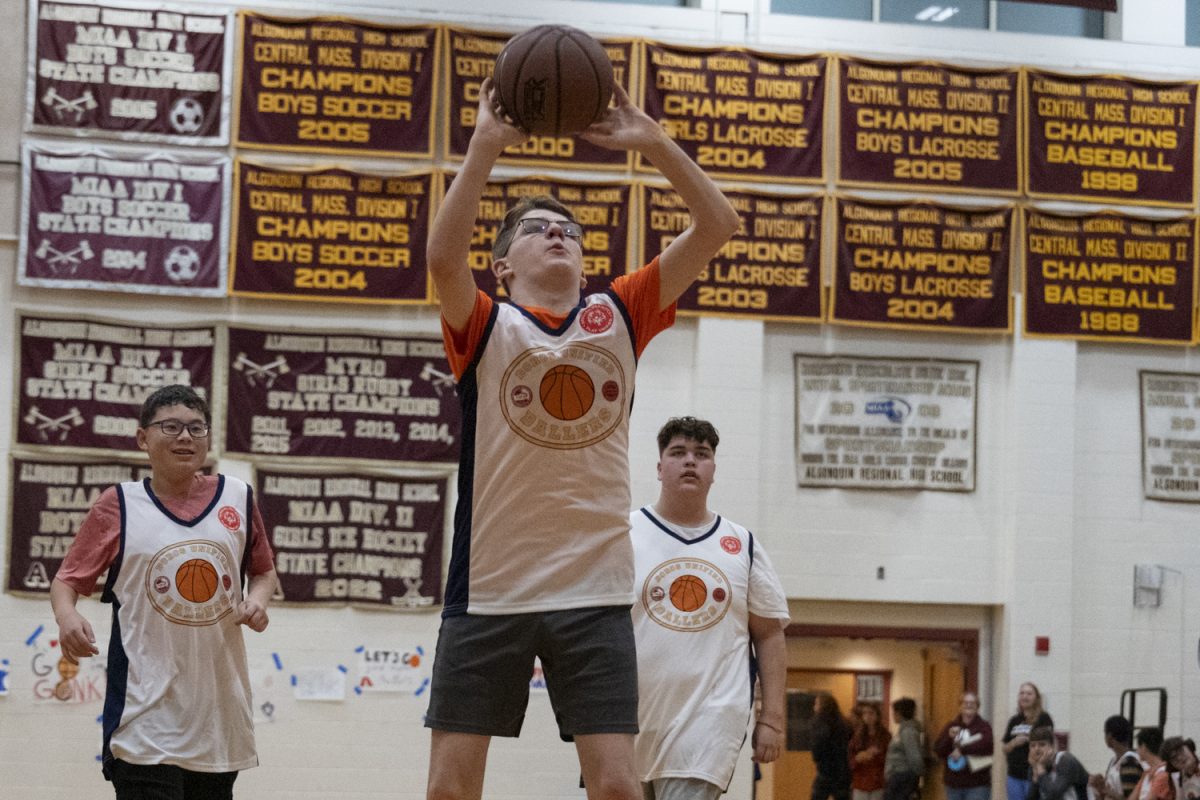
[[218, 505, 242, 531], [642, 557, 733, 632], [144, 539, 238, 626], [720, 536, 741, 554], [500, 343, 626, 450], [579, 304, 614, 334]]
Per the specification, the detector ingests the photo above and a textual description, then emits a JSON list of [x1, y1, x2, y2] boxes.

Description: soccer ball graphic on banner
[[163, 246, 200, 284], [169, 97, 204, 134]]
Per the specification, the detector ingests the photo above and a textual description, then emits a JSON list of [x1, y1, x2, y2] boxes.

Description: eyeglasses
[[146, 419, 210, 438], [516, 217, 583, 240]]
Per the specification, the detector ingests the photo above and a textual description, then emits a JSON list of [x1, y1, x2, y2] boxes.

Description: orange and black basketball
[[540, 364, 595, 421], [176, 558, 219, 603], [493, 25, 614, 136], [670, 574, 708, 612]]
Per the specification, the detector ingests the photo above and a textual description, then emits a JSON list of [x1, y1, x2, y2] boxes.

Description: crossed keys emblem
[[41, 87, 98, 123], [24, 406, 85, 441], [35, 239, 94, 276], [419, 362, 455, 396], [233, 353, 290, 388]]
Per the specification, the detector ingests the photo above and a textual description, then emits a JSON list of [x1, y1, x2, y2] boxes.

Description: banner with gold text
[[1025, 70, 1197, 207], [1140, 370, 1200, 502], [639, 185, 822, 322], [28, 1, 230, 144], [224, 326, 459, 463], [639, 42, 825, 183], [452, 173, 631, 299], [831, 198, 1013, 334], [230, 162, 433, 304], [256, 467, 445, 608], [444, 27, 635, 170], [236, 14, 437, 157], [19, 142, 229, 296], [795, 355, 978, 491], [1009, 0, 1114, 11], [17, 315, 215, 453], [837, 58, 1020, 195], [7, 458, 155, 595], [1023, 210, 1196, 344]]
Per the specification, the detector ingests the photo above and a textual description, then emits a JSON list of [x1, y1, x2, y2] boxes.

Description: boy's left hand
[[234, 599, 270, 632]]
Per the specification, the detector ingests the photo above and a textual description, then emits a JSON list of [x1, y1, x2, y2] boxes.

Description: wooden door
[[770, 671, 857, 800], [921, 647, 966, 800]]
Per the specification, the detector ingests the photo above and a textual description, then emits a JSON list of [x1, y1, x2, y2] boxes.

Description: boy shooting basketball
[[423, 77, 740, 800], [51, 385, 276, 799]]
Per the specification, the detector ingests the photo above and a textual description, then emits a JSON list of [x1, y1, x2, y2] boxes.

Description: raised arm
[[426, 78, 527, 330], [581, 84, 740, 310]]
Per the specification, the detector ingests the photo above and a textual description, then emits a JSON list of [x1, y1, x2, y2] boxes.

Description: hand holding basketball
[[580, 83, 665, 153], [234, 598, 269, 632]]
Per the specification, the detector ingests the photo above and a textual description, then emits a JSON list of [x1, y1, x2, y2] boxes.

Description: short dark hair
[[492, 195, 577, 260], [1104, 715, 1133, 746], [1030, 726, 1056, 745], [1161, 736, 1196, 766], [892, 697, 916, 720], [140, 385, 210, 427], [1137, 727, 1164, 754], [656, 416, 720, 455]]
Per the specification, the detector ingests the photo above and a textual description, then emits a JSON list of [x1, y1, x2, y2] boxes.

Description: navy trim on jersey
[[241, 486, 256, 591], [100, 486, 128, 604], [511, 298, 584, 336], [638, 507, 722, 545], [748, 531, 755, 568], [604, 288, 641, 413], [141, 475, 225, 527], [100, 600, 128, 780]]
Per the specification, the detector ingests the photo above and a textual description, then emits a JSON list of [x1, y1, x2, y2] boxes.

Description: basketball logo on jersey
[[499, 343, 626, 450], [642, 557, 732, 632], [144, 539, 237, 626], [579, 304, 614, 334]]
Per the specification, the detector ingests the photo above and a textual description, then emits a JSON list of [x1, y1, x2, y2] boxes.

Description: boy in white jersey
[[631, 416, 790, 799], [51, 385, 277, 800], [423, 78, 740, 800]]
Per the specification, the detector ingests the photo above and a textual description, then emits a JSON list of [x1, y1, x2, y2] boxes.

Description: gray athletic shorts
[[424, 605, 638, 740], [643, 778, 724, 800]]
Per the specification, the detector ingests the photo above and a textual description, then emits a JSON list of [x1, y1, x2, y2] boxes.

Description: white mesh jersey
[[100, 476, 257, 774], [631, 507, 790, 788], [445, 294, 639, 615]]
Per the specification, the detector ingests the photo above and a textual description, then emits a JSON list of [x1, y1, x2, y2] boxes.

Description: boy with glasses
[[423, 77, 740, 800], [51, 384, 276, 799]]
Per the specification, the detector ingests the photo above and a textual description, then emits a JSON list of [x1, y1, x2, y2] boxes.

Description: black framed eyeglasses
[[517, 217, 583, 240], [146, 419, 210, 438]]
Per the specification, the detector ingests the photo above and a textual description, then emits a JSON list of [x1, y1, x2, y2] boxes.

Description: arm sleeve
[[961, 721, 994, 755], [54, 487, 121, 596], [609, 258, 675, 357], [1120, 756, 1145, 798], [747, 542, 790, 622], [903, 726, 926, 773], [441, 290, 494, 379], [1002, 716, 1018, 744], [1149, 768, 1174, 800], [934, 723, 956, 757], [248, 500, 275, 576], [1038, 754, 1091, 800]]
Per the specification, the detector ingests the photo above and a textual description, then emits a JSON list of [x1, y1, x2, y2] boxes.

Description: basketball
[[493, 25, 614, 136], [540, 364, 595, 421], [670, 574, 708, 612], [176, 558, 219, 603]]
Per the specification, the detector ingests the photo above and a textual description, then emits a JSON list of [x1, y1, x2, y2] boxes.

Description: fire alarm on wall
[[1035, 636, 1050, 655]]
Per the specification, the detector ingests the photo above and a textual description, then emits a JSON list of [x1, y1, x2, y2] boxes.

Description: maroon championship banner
[[18, 316, 215, 452], [29, 2, 230, 144], [7, 458, 151, 595], [230, 162, 433, 304], [451, 174, 631, 299], [838, 58, 1020, 195], [444, 27, 634, 170], [1023, 210, 1197, 345], [224, 326, 460, 463], [1009, 0, 1114, 9], [19, 142, 228, 296], [640, 42, 826, 184], [256, 467, 446, 608], [639, 185, 822, 322], [1026, 70, 1197, 207], [236, 14, 438, 157], [831, 199, 1013, 334]]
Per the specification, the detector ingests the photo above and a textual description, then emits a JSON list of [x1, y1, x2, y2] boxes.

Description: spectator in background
[[1161, 738, 1199, 800], [884, 698, 926, 800], [1130, 727, 1172, 800], [812, 694, 853, 800], [1089, 716, 1142, 800], [1003, 683, 1054, 800], [934, 692, 994, 800], [850, 701, 892, 800], [1028, 726, 1090, 800]]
